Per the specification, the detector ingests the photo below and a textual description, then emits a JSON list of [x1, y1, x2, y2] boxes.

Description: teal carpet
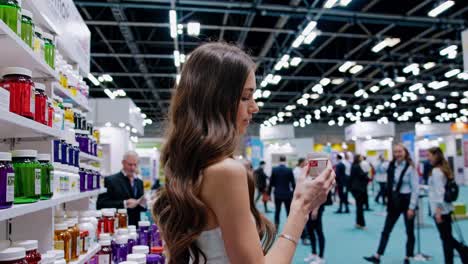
[[259, 186, 468, 264]]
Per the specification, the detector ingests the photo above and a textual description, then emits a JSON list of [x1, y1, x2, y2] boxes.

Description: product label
[[84, 174, 87, 190], [6, 172, 14, 202], [45, 104, 49, 124], [93, 176, 97, 189], [57, 144, 61, 162], [17, 10, 20, 34], [30, 87, 36, 115], [50, 170, 54, 193], [54, 240, 64, 250], [33, 38, 40, 53], [60, 175, 69, 191], [84, 237, 90, 251], [35, 168, 41, 195], [98, 254, 110, 264]]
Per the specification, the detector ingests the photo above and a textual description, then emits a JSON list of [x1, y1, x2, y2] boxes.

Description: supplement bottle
[[126, 253, 146, 264], [42, 33, 55, 69], [131, 246, 148, 256], [11, 240, 41, 264], [12, 150, 40, 204], [97, 240, 111, 264], [102, 210, 115, 235], [33, 26, 44, 57], [0, 0, 21, 34], [37, 154, 53, 200], [33, 83, 47, 125], [115, 236, 129, 263], [66, 220, 79, 261], [53, 223, 71, 262], [0, 247, 27, 264], [128, 232, 137, 254], [1, 67, 35, 119], [117, 209, 128, 228], [137, 221, 151, 247], [0, 152, 14, 209], [20, 9, 34, 48]]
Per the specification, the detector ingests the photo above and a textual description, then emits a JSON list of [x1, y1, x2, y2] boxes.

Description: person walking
[[361, 156, 372, 211], [268, 155, 296, 229], [364, 143, 419, 264], [427, 147, 467, 264], [304, 204, 327, 264], [335, 154, 350, 213], [349, 154, 369, 229], [254, 161, 271, 213], [374, 155, 389, 205]]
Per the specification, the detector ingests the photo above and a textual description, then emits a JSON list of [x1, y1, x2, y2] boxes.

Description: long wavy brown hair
[[152, 42, 275, 264], [428, 147, 453, 179]]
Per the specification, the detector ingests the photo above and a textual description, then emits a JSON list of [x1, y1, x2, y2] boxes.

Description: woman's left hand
[[407, 209, 415, 219]]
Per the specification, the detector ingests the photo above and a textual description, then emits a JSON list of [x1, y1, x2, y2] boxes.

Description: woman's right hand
[[293, 163, 335, 213]]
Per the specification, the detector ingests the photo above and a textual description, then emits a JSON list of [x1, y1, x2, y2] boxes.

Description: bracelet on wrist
[[279, 234, 298, 246]]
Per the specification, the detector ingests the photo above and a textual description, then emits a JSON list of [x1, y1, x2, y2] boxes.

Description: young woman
[[427, 147, 465, 264], [349, 154, 368, 229], [152, 42, 335, 264], [364, 144, 419, 264]]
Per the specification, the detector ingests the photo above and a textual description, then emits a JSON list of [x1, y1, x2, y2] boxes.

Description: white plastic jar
[[78, 221, 95, 250], [132, 245, 149, 255], [126, 253, 146, 264]]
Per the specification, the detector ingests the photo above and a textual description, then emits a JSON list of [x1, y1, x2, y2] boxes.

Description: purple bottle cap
[[146, 254, 162, 263]]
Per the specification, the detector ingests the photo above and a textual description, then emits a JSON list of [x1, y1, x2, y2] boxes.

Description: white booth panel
[[345, 122, 395, 141]]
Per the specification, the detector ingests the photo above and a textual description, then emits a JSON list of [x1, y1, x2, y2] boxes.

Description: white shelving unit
[[0, 109, 66, 139], [52, 82, 90, 112], [0, 20, 58, 80], [70, 244, 101, 264], [0, 1, 101, 257], [79, 152, 102, 162], [0, 188, 107, 222]]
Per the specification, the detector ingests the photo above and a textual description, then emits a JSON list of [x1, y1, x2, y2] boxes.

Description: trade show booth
[[345, 122, 395, 165], [259, 125, 314, 174], [415, 122, 468, 184]]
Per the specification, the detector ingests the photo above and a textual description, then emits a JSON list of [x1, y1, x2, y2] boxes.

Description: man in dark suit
[[268, 155, 295, 228], [97, 151, 146, 226], [335, 154, 350, 213], [254, 161, 271, 213]]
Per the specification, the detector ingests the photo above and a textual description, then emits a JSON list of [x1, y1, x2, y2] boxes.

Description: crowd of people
[[253, 144, 467, 264]]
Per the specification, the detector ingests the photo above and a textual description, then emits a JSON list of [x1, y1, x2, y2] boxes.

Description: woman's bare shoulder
[[204, 158, 246, 180], [201, 158, 248, 195]]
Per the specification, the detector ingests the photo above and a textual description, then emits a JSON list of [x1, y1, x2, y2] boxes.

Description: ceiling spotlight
[[428, 0, 455, 17], [187, 22, 201, 36], [349, 64, 364, 75], [444, 69, 461, 78], [290, 57, 302, 66], [370, 86, 380, 93], [371, 37, 401, 53], [339, 61, 356, 73], [423, 62, 436, 70], [331, 78, 345, 85], [319, 78, 331, 86]]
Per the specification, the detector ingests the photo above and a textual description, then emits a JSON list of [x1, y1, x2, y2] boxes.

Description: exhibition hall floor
[[260, 187, 468, 264]]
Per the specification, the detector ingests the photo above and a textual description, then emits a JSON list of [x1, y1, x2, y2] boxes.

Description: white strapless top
[[189, 228, 230, 264]]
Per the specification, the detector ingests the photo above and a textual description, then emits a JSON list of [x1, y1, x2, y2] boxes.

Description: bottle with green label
[[43, 32, 55, 69], [12, 149, 41, 204], [0, 0, 21, 35], [20, 9, 34, 48], [37, 153, 54, 200]]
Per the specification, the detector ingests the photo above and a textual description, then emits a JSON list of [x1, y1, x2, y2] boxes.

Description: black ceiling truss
[[75, 0, 468, 130]]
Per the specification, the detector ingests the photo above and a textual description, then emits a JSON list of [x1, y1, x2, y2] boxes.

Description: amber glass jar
[[53, 223, 71, 262]]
